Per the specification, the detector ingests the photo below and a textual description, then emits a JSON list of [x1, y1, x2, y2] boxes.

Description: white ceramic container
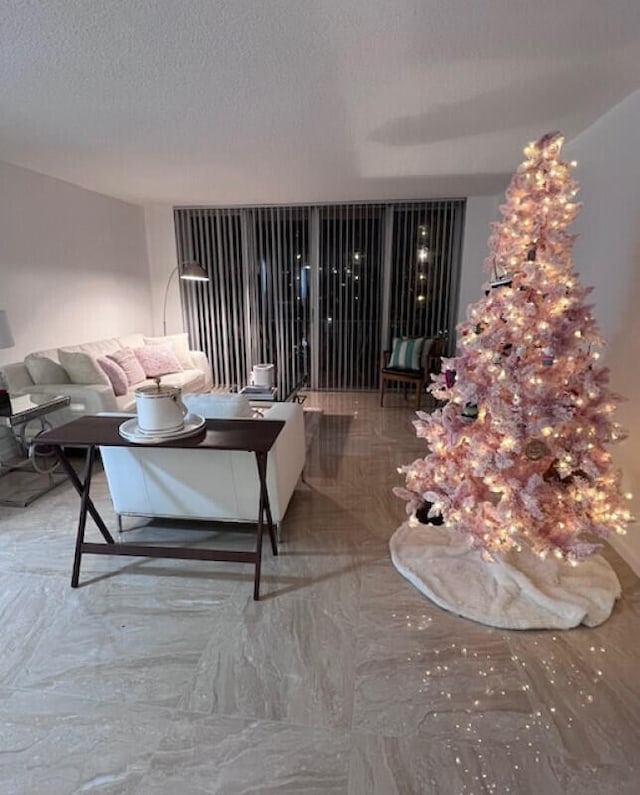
[[250, 363, 274, 387], [135, 383, 188, 433]]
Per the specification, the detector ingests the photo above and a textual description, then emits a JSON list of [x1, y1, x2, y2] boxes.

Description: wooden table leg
[[53, 445, 112, 588], [256, 452, 278, 557], [71, 447, 93, 587], [54, 445, 114, 545], [253, 451, 279, 601]]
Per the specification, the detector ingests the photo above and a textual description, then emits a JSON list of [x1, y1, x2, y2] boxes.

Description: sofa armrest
[[262, 402, 306, 509], [18, 383, 119, 413], [189, 349, 213, 390], [1, 361, 35, 393]]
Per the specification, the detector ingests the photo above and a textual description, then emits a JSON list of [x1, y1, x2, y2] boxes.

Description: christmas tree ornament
[[525, 439, 550, 460], [474, 323, 484, 335], [541, 347, 554, 366], [538, 129, 563, 151], [445, 369, 456, 388], [543, 460, 560, 482], [490, 274, 513, 290], [460, 402, 478, 423], [416, 501, 444, 526]]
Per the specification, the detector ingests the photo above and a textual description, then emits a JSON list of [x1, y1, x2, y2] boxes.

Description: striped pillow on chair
[[388, 337, 427, 371]]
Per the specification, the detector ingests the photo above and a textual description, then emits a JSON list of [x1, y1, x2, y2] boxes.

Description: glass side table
[[0, 393, 71, 506]]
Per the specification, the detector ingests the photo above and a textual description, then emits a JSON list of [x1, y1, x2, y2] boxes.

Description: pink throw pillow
[[108, 347, 147, 386], [97, 356, 128, 396], [134, 344, 183, 378]]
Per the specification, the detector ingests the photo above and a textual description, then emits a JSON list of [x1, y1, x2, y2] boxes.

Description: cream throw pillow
[[59, 350, 110, 385], [25, 353, 70, 385], [143, 333, 195, 369]]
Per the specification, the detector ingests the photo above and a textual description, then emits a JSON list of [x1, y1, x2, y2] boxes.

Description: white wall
[[144, 205, 181, 336], [565, 89, 640, 575], [0, 160, 152, 365], [457, 195, 501, 327]]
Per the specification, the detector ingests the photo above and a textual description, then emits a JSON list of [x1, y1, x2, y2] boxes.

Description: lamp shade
[[0, 310, 15, 349], [179, 261, 209, 281]]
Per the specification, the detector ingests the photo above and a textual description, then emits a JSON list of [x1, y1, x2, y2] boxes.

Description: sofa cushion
[[97, 356, 128, 396], [61, 338, 122, 358], [24, 352, 70, 385], [117, 333, 146, 350], [108, 347, 146, 386], [58, 350, 110, 385], [1, 361, 36, 393], [388, 336, 428, 371], [134, 344, 183, 378], [144, 333, 195, 369], [182, 392, 253, 419]]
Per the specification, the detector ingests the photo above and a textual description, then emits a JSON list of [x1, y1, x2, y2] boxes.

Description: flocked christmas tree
[[395, 132, 632, 564]]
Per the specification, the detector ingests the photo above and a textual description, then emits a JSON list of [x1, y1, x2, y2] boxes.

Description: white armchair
[[99, 400, 306, 534]]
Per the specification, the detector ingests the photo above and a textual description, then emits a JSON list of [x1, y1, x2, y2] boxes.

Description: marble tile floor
[[0, 391, 638, 794]]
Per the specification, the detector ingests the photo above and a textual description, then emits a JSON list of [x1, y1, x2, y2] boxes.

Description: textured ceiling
[[2, 0, 640, 206]]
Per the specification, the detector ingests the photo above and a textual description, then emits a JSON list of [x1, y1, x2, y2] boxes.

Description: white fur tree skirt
[[389, 522, 621, 629]]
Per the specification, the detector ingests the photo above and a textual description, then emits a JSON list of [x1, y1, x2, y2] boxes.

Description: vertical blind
[[317, 204, 385, 389], [247, 207, 310, 397], [388, 202, 465, 343], [175, 199, 464, 394]]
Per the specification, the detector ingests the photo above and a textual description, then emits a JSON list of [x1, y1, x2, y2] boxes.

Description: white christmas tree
[[395, 132, 632, 563]]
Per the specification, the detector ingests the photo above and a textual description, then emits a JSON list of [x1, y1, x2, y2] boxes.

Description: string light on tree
[[394, 131, 633, 563]]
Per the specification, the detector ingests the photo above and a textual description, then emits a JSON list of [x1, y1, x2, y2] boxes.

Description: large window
[[175, 200, 464, 394]]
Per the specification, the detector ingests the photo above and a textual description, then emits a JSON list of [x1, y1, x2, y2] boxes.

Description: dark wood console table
[[37, 415, 285, 600]]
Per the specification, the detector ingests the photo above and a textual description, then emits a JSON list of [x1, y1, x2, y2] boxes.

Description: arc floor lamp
[[162, 261, 209, 335]]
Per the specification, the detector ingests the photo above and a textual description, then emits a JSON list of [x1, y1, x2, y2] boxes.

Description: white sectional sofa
[[1, 333, 213, 426], [99, 398, 306, 530]]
